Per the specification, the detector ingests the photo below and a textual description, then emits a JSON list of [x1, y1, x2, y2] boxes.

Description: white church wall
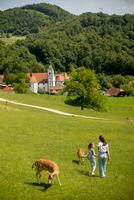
[[30, 82, 38, 93]]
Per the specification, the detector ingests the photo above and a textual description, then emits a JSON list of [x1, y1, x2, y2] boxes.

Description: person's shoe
[[91, 172, 95, 175], [100, 175, 105, 178]]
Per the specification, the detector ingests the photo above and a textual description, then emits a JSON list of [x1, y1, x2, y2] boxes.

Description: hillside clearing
[[0, 36, 26, 45]]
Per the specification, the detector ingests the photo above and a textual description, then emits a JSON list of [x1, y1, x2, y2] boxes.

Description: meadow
[[0, 36, 26, 45], [0, 91, 134, 200]]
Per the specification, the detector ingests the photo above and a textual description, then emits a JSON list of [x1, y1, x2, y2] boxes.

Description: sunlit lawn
[[0, 91, 134, 200]]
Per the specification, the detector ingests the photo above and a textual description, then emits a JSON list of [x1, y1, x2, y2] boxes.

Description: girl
[[87, 143, 96, 175], [98, 135, 110, 178]]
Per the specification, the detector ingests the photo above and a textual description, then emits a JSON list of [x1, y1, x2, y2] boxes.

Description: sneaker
[[100, 175, 105, 178]]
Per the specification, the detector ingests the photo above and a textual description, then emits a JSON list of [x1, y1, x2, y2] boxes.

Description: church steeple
[[47, 64, 55, 88]]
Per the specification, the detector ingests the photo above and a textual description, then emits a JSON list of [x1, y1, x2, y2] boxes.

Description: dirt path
[[0, 98, 108, 120]]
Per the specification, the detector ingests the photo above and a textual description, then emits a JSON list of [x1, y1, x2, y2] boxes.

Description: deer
[[77, 148, 87, 164], [32, 159, 61, 186]]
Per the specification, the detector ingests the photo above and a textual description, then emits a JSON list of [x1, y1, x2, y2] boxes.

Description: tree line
[[0, 3, 134, 78]]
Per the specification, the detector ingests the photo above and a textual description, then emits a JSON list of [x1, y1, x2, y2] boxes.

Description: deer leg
[[56, 174, 61, 186], [36, 171, 40, 184], [79, 158, 82, 164]]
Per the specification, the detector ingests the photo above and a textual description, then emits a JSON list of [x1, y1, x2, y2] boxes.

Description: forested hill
[[0, 8, 53, 35], [0, 3, 134, 75], [0, 3, 73, 35], [22, 3, 73, 21]]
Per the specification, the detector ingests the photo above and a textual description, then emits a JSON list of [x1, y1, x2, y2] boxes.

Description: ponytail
[[99, 135, 107, 145]]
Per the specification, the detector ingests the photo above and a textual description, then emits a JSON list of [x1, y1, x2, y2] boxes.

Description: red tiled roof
[[56, 73, 69, 81], [3, 86, 14, 93], [27, 73, 48, 83], [56, 74, 65, 81], [106, 88, 123, 96]]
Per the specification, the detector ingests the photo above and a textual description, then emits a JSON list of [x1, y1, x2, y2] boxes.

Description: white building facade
[[29, 65, 69, 93]]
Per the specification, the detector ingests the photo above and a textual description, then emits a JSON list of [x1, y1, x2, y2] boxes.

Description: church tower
[[47, 64, 55, 89]]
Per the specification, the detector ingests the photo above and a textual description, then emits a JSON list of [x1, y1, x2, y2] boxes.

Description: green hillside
[[22, 3, 73, 21], [0, 8, 52, 35], [0, 92, 134, 200], [22, 12, 134, 74], [0, 3, 73, 36], [0, 40, 44, 73], [0, 3, 134, 75]]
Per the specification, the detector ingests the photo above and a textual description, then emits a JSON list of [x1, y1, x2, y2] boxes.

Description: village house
[[0, 65, 69, 94], [28, 64, 69, 93], [0, 75, 14, 92], [106, 87, 127, 97]]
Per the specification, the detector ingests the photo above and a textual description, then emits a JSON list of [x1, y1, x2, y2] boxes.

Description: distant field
[[0, 36, 26, 45], [0, 91, 134, 200]]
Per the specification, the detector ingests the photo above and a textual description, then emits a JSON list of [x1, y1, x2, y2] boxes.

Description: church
[[28, 64, 69, 93]]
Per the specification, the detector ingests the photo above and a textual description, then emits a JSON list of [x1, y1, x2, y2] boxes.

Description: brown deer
[[77, 148, 87, 164], [32, 159, 61, 186]]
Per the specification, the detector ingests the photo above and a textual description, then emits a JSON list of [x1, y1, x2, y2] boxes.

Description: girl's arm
[[92, 149, 96, 156]]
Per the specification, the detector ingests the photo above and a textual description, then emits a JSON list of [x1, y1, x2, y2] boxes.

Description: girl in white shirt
[[87, 143, 96, 175], [98, 135, 110, 178]]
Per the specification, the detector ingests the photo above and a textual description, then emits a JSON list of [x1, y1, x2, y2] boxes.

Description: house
[[0, 65, 69, 94], [0, 75, 15, 92], [2, 85, 14, 93], [28, 65, 69, 93], [106, 87, 126, 97], [0, 82, 14, 93]]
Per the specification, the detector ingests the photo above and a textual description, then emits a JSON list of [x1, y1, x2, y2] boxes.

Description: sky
[[0, 0, 134, 15]]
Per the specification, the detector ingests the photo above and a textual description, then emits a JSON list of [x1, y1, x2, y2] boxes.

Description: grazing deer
[[77, 148, 87, 164], [32, 159, 61, 186]]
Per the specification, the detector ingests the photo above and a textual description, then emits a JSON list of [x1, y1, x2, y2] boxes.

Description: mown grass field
[[0, 91, 134, 200], [0, 36, 26, 45]]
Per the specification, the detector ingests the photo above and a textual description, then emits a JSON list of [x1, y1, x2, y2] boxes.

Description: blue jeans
[[89, 157, 96, 175], [98, 155, 107, 177]]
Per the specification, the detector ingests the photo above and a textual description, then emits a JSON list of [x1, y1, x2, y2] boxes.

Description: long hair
[[99, 135, 107, 145], [88, 143, 93, 149]]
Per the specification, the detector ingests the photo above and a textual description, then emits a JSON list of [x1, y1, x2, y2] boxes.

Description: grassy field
[[0, 91, 134, 200], [0, 36, 26, 45]]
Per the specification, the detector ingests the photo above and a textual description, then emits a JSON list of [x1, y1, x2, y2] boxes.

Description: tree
[[64, 67, 106, 111], [4, 72, 30, 93], [97, 73, 112, 89], [122, 84, 134, 96], [13, 80, 29, 93], [111, 74, 128, 87]]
